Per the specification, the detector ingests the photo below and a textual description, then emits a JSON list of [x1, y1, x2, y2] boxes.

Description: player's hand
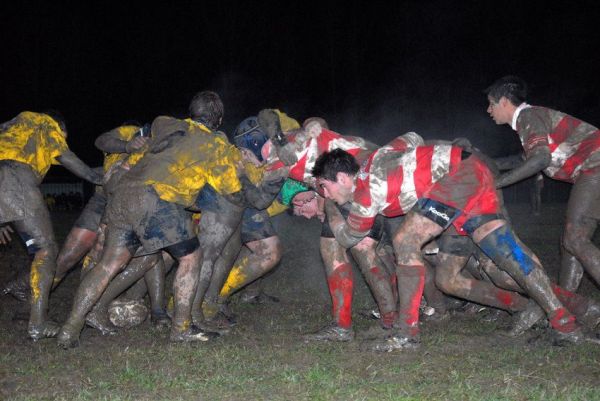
[[0, 225, 14, 245], [125, 136, 148, 153]]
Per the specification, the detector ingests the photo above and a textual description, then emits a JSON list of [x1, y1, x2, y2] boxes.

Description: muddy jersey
[[0, 111, 68, 180], [102, 125, 140, 173], [347, 144, 464, 234], [516, 106, 600, 183], [121, 116, 241, 207], [266, 130, 389, 190]]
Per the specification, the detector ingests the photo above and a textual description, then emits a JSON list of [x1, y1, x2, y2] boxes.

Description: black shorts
[[106, 185, 197, 255], [241, 208, 277, 243]]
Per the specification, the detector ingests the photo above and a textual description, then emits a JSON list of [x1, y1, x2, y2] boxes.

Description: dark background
[[2, 1, 600, 193]]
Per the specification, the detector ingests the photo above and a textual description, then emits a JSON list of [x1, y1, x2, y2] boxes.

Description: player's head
[[189, 91, 224, 129]]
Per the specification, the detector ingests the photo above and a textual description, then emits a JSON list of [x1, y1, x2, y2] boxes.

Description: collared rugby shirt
[[347, 144, 463, 234], [516, 106, 600, 183]]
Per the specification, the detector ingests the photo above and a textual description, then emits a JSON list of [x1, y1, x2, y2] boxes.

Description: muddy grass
[[1, 204, 600, 400]]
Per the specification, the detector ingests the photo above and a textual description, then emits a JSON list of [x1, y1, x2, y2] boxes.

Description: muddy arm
[[57, 150, 103, 185], [325, 200, 366, 249], [240, 175, 286, 210], [495, 148, 550, 188], [95, 126, 148, 154]]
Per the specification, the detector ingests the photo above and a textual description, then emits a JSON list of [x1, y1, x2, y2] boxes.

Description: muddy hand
[[0, 224, 14, 244]]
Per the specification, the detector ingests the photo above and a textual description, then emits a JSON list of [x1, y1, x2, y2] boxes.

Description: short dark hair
[[485, 75, 528, 105], [312, 149, 360, 182], [188, 91, 224, 129]]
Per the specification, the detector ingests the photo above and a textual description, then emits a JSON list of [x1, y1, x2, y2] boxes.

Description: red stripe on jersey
[[525, 135, 549, 154], [559, 133, 600, 179], [288, 152, 308, 181], [413, 146, 434, 198], [449, 146, 463, 174], [385, 167, 403, 215], [347, 213, 376, 234], [550, 116, 581, 145], [385, 136, 410, 152]]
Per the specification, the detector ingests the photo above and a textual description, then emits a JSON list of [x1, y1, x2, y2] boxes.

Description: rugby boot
[[362, 333, 421, 352], [196, 312, 235, 336], [552, 327, 600, 346], [57, 322, 84, 349], [28, 320, 60, 341], [170, 325, 220, 343], [85, 307, 117, 336], [303, 323, 354, 342], [503, 299, 545, 337], [577, 299, 600, 330]]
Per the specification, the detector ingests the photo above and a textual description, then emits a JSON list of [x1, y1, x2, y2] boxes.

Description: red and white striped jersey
[[347, 144, 463, 234], [517, 106, 600, 183], [266, 129, 424, 188]]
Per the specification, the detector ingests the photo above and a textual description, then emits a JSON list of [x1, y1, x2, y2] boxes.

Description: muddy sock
[[327, 263, 353, 329], [396, 264, 425, 337], [551, 284, 588, 316], [549, 307, 578, 333]]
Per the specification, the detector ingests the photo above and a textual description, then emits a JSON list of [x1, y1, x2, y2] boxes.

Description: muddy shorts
[[567, 166, 600, 221], [322, 203, 384, 240], [241, 207, 276, 243], [105, 185, 197, 255], [416, 154, 501, 234], [73, 188, 107, 231], [0, 160, 44, 224]]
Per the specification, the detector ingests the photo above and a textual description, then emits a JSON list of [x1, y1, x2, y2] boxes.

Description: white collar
[[511, 102, 531, 131]]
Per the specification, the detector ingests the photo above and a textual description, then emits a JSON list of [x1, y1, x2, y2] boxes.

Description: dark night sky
[[2, 1, 600, 176]]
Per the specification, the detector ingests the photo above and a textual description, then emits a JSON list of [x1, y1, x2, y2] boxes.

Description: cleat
[[170, 325, 220, 343], [579, 300, 600, 330], [28, 320, 60, 341], [56, 324, 81, 349], [502, 300, 545, 337], [85, 309, 117, 335], [303, 323, 354, 342], [552, 328, 600, 346], [362, 334, 420, 352]]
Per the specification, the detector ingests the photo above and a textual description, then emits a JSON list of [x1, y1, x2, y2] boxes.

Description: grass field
[[1, 204, 600, 400]]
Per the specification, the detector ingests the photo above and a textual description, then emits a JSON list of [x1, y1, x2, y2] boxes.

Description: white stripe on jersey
[[431, 145, 453, 182], [399, 150, 418, 211], [545, 140, 580, 178]]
